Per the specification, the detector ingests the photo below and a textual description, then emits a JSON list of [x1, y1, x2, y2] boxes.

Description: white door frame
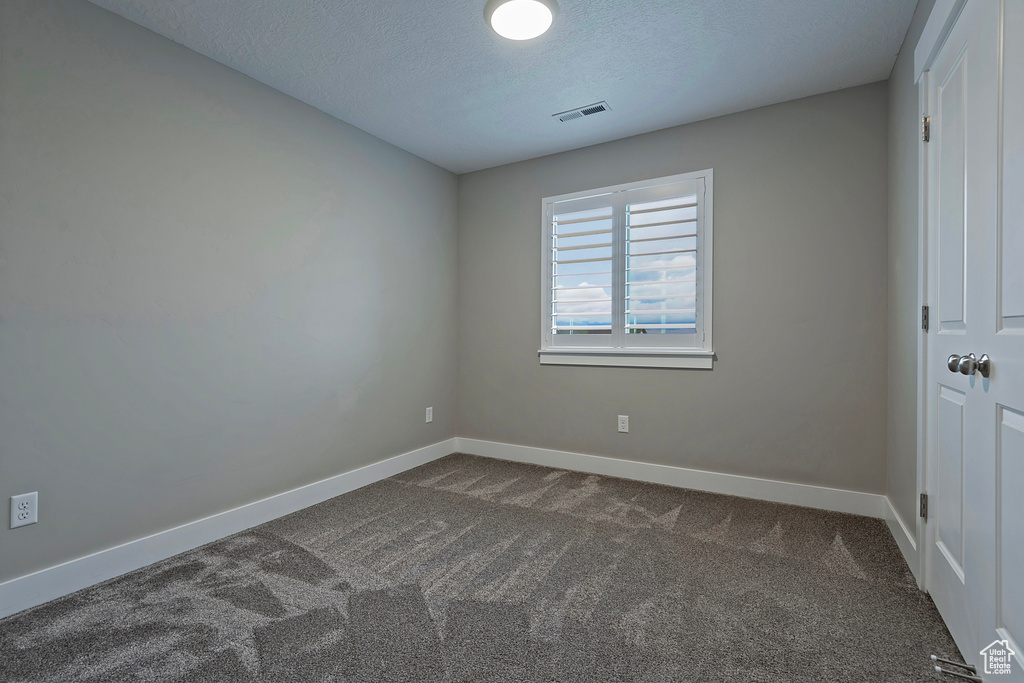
[[914, 68, 929, 590], [914, 0, 969, 591]]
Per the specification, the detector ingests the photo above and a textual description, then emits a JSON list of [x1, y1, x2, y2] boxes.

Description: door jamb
[[915, 70, 929, 589]]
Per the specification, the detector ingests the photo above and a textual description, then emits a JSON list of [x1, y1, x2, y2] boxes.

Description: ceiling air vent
[[554, 101, 610, 123]]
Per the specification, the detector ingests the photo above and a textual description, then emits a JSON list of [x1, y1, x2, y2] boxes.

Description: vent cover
[[553, 101, 610, 123]]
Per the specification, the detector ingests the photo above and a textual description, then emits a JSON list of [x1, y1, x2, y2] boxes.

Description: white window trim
[[539, 169, 714, 369]]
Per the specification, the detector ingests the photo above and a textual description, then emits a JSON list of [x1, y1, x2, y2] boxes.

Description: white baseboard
[[0, 438, 458, 620], [456, 437, 888, 519], [885, 496, 922, 585]]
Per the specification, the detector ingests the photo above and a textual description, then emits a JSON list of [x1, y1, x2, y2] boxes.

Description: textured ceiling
[[85, 0, 916, 173]]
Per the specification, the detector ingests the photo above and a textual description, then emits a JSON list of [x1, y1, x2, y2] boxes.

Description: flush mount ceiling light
[[484, 0, 558, 41]]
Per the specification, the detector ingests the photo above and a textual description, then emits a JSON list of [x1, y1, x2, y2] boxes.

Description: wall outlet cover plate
[[10, 492, 38, 529]]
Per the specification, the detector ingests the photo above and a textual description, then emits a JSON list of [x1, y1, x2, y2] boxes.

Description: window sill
[[538, 349, 715, 369]]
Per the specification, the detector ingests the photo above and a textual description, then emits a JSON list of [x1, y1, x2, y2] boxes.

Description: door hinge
[[922, 115, 931, 142], [922, 305, 930, 331], [920, 493, 929, 521]]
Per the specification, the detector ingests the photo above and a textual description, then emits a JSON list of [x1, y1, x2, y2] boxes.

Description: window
[[539, 170, 713, 369]]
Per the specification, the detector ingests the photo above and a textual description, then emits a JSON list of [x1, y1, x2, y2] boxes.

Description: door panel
[[937, 385, 966, 578], [992, 2, 1024, 662], [925, 0, 1003, 666], [998, 406, 1024, 653], [1001, 1, 1024, 327], [938, 54, 967, 331]]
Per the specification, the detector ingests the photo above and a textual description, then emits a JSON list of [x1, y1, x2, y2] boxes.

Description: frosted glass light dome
[[485, 0, 558, 41]]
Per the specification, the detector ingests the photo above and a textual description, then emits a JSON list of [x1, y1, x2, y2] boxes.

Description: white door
[[925, 0, 1024, 673]]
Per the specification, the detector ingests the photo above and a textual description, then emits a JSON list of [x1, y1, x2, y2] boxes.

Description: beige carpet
[[0, 453, 961, 681]]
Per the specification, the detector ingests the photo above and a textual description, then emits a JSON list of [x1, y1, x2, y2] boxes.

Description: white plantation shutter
[[622, 180, 704, 348], [549, 197, 615, 346], [542, 171, 712, 359]]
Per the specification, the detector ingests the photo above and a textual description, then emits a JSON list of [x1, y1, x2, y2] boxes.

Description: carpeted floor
[[1, 453, 961, 682]]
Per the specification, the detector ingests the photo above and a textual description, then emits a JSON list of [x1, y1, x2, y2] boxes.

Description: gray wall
[[0, 0, 457, 583], [887, 0, 935, 528], [457, 83, 889, 493]]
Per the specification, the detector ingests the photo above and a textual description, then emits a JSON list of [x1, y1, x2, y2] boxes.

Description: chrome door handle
[[947, 353, 991, 377]]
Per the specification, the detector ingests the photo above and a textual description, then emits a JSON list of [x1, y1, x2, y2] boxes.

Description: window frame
[[539, 169, 714, 369]]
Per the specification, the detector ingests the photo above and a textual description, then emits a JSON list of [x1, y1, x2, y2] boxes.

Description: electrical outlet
[[10, 492, 38, 529], [617, 415, 629, 433], [426, 406, 433, 423]]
